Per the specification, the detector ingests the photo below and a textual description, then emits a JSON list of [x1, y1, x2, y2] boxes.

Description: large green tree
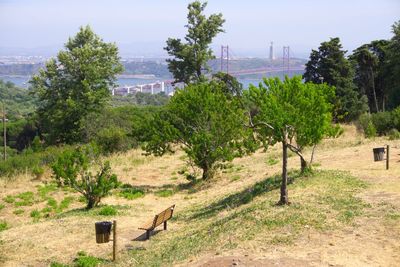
[[303, 37, 367, 121], [143, 82, 251, 180], [384, 21, 400, 109], [30, 26, 123, 144], [350, 40, 389, 112], [165, 1, 225, 84], [247, 76, 334, 205]]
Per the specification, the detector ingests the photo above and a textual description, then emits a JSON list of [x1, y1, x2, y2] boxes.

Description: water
[[0, 75, 266, 90]]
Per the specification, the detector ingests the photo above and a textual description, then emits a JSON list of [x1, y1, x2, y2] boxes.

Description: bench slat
[[138, 205, 175, 230]]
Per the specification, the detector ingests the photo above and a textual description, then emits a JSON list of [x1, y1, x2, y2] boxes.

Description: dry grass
[[0, 124, 399, 266]]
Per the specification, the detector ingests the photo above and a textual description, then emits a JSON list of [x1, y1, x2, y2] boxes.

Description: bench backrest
[[152, 205, 175, 229]]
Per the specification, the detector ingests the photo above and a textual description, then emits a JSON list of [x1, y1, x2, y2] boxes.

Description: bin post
[[113, 220, 116, 261], [386, 145, 390, 170]]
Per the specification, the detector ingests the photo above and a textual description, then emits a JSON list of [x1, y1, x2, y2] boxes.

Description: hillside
[[0, 79, 36, 119], [0, 125, 399, 266]]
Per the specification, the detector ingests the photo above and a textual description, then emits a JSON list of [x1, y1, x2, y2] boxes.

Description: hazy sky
[[0, 0, 399, 57]]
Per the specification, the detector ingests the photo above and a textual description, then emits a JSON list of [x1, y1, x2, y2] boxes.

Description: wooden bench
[[138, 205, 175, 240]]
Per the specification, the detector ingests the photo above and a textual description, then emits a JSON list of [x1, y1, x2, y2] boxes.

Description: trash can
[[373, 147, 385, 162], [95, 221, 112, 243]]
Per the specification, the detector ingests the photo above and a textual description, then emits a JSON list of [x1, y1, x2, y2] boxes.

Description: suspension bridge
[[112, 45, 305, 96]]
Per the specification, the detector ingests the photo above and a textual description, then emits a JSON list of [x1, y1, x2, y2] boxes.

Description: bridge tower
[[220, 45, 229, 73], [269, 42, 275, 61], [282, 46, 290, 75]]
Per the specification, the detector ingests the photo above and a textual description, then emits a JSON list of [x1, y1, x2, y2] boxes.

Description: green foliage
[[165, 1, 225, 84], [32, 165, 45, 180], [385, 21, 400, 109], [303, 37, 368, 121], [94, 127, 129, 155], [0, 80, 36, 120], [3, 195, 15, 203], [0, 203, 5, 210], [388, 128, 400, 140], [0, 220, 8, 232], [247, 76, 334, 203], [74, 251, 104, 267], [97, 205, 118, 216], [51, 145, 119, 209], [13, 208, 24, 215], [119, 186, 145, 200], [30, 209, 41, 220], [30, 25, 123, 144], [370, 111, 392, 135], [14, 191, 35, 207], [111, 92, 169, 107], [155, 189, 174, 198], [143, 82, 252, 180]]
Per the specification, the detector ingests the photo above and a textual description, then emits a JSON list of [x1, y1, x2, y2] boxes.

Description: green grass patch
[[97, 206, 118, 216], [230, 175, 241, 182], [37, 183, 58, 199], [14, 191, 35, 207], [155, 189, 174, 197], [0, 220, 8, 231], [266, 156, 279, 166], [0, 203, 5, 210], [119, 187, 145, 200], [13, 208, 24, 215], [30, 209, 41, 221], [127, 170, 368, 266], [3, 195, 15, 203]]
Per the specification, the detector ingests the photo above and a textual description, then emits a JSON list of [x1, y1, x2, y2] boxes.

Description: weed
[[0, 203, 5, 210], [98, 206, 117, 216], [119, 187, 145, 200], [0, 221, 8, 231], [14, 191, 35, 207], [155, 189, 174, 197], [47, 197, 58, 209], [59, 196, 74, 211], [37, 183, 58, 199], [230, 175, 241, 182], [3, 195, 15, 203], [30, 209, 41, 221], [74, 251, 105, 267], [13, 209, 24, 215], [266, 157, 279, 165]]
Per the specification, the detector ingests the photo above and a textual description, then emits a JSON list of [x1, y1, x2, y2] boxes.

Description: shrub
[[388, 128, 400, 140], [392, 106, 400, 130], [98, 206, 117, 216], [51, 145, 119, 209], [358, 113, 377, 138], [371, 112, 393, 135], [95, 127, 130, 155], [365, 121, 377, 138], [32, 165, 45, 180]]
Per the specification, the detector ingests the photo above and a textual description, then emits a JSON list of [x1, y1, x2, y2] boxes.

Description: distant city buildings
[[269, 42, 275, 61]]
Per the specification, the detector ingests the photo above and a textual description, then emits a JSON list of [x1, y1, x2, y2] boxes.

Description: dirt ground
[[0, 125, 399, 266]]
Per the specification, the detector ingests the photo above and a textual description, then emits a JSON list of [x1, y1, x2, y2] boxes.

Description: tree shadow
[[132, 229, 164, 241], [187, 172, 300, 220]]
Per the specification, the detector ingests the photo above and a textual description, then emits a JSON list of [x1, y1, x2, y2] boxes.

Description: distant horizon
[[1, 0, 399, 58]]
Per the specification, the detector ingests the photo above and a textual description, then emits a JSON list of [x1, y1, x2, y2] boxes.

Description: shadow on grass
[[188, 172, 301, 220], [132, 229, 164, 242]]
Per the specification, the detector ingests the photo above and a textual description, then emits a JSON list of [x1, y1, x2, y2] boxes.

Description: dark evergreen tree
[[303, 38, 368, 121], [384, 21, 400, 109]]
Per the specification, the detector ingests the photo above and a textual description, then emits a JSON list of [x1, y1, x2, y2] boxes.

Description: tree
[[143, 82, 251, 180], [384, 21, 400, 109], [30, 26, 123, 144], [246, 76, 334, 205], [165, 1, 225, 84], [52, 145, 119, 209], [350, 40, 389, 112], [303, 37, 367, 121]]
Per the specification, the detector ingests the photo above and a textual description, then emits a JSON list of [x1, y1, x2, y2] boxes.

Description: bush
[[371, 112, 393, 135], [51, 145, 119, 209], [32, 165, 45, 180], [119, 187, 145, 200], [358, 113, 377, 138], [95, 127, 130, 155], [388, 128, 400, 140]]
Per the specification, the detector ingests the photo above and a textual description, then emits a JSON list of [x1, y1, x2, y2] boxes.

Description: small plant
[[230, 175, 241, 182], [3, 195, 15, 203], [74, 251, 104, 267], [37, 183, 58, 200], [30, 209, 41, 220], [365, 121, 377, 138], [32, 165, 45, 180], [266, 156, 279, 166], [14, 191, 35, 207], [155, 189, 174, 197], [119, 187, 145, 200], [98, 206, 118, 216], [0, 203, 5, 210], [13, 209, 24, 215], [47, 197, 58, 209], [59, 196, 74, 211], [52, 145, 119, 209], [0, 220, 8, 231]]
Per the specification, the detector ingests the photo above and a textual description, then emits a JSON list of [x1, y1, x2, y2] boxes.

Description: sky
[[0, 0, 399, 58]]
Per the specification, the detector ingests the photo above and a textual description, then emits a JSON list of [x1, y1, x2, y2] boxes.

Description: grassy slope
[[117, 170, 368, 266]]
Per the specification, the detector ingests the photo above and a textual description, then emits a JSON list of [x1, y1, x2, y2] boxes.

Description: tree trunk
[[300, 156, 308, 173], [202, 165, 211, 180], [279, 142, 289, 205], [370, 67, 379, 113]]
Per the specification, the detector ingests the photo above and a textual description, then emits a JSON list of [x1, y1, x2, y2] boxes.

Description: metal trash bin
[[373, 147, 385, 161], [95, 221, 112, 243]]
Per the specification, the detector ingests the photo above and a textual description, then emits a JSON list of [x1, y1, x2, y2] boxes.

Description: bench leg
[[164, 221, 167, 230], [146, 230, 151, 240]]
